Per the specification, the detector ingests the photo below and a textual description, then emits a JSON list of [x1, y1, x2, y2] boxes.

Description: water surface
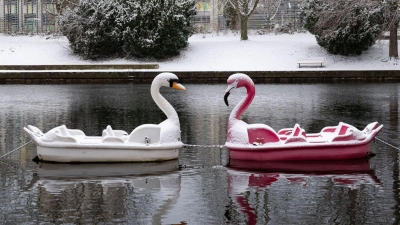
[[0, 83, 399, 224]]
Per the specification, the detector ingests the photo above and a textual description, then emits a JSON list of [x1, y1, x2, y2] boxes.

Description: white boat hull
[[24, 124, 183, 163], [36, 146, 180, 163], [24, 73, 187, 163]]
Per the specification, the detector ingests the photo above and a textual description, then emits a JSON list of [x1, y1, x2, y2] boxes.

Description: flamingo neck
[[151, 85, 179, 126], [230, 82, 255, 121]]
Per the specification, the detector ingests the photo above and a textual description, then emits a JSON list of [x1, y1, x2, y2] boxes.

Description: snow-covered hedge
[[123, 0, 196, 59], [60, 0, 195, 60], [60, 0, 124, 59], [301, 0, 383, 56]]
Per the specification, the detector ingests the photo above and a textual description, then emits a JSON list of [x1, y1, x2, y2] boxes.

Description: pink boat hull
[[228, 142, 372, 161], [226, 121, 383, 161]]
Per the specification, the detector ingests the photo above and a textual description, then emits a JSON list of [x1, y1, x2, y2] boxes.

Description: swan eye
[[168, 78, 179, 87]]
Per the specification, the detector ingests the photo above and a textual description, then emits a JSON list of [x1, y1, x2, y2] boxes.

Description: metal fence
[[0, 0, 302, 34], [191, 0, 303, 33]]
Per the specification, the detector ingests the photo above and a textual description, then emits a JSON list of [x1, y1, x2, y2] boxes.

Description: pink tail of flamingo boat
[[223, 73, 383, 161]]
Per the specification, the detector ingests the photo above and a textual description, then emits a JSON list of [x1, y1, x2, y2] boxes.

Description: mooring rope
[[183, 144, 225, 149], [0, 140, 32, 160], [375, 137, 400, 151]]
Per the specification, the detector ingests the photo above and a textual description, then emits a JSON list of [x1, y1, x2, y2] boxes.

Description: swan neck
[[151, 85, 179, 124]]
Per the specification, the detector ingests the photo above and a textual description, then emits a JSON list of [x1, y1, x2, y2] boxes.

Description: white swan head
[[151, 72, 186, 126], [152, 72, 186, 91]]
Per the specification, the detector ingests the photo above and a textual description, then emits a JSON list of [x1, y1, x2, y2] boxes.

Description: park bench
[[296, 57, 325, 68]]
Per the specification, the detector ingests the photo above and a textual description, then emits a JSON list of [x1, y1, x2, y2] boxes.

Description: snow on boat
[[223, 73, 383, 161], [24, 72, 186, 163]]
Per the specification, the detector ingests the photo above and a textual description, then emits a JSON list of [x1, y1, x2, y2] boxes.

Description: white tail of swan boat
[[224, 73, 383, 161], [24, 72, 186, 163]]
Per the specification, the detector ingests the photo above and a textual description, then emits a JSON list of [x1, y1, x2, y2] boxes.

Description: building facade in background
[[0, 0, 57, 34], [0, 0, 301, 34]]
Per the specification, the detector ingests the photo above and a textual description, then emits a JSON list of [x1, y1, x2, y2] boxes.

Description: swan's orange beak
[[172, 82, 186, 91]]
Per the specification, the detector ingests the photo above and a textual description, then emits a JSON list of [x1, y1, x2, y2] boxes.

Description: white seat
[[101, 125, 125, 143], [128, 124, 161, 145]]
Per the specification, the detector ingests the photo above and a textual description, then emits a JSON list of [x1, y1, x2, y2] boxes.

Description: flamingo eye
[[231, 79, 239, 88]]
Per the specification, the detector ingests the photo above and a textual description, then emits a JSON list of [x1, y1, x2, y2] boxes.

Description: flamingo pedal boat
[[224, 73, 383, 161], [24, 73, 185, 163]]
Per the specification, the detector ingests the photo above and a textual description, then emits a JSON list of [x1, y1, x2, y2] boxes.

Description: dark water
[[0, 83, 399, 224]]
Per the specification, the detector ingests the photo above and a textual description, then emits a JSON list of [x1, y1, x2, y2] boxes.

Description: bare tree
[[382, 0, 399, 59], [47, 0, 79, 32], [255, 0, 281, 30], [226, 0, 261, 40]]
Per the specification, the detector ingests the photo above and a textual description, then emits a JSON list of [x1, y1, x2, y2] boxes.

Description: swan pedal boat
[[24, 73, 185, 163], [224, 73, 383, 161]]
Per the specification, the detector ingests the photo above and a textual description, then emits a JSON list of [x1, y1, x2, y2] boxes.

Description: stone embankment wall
[[1, 65, 400, 84]]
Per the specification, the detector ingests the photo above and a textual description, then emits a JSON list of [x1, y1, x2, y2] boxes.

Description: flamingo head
[[153, 72, 186, 91], [224, 73, 254, 106]]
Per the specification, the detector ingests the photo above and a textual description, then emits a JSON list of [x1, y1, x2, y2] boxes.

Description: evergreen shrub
[[301, 0, 383, 55], [60, 0, 195, 60]]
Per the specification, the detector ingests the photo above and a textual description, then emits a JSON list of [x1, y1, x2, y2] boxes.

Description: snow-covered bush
[[274, 22, 293, 34], [60, 0, 195, 60], [123, 0, 196, 59], [60, 0, 124, 59], [301, 0, 383, 55]]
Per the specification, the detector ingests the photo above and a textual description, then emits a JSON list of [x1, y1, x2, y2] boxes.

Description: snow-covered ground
[[0, 31, 398, 71]]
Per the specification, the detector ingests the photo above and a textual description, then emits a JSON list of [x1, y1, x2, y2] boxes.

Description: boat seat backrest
[[247, 124, 280, 144], [128, 124, 161, 144], [42, 125, 78, 143], [58, 125, 86, 137], [58, 125, 69, 136], [101, 125, 126, 143], [106, 125, 115, 136], [329, 122, 357, 142], [283, 124, 307, 144], [337, 124, 349, 136]]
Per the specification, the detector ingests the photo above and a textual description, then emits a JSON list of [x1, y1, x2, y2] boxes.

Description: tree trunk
[[389, 21, 399, 59], [240, 16, 249, 40]]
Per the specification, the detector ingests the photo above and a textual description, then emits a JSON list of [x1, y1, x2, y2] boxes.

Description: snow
[[0, 31, 398, 71]]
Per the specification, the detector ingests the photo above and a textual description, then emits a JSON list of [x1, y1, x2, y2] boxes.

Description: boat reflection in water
[[227, 158, 380, 225], [27, 160, 181, 224]]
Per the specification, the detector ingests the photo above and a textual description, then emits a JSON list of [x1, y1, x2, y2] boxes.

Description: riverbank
[[1, 32, 400, 84], [1, 32, 399, 70], [1, 69, 400, 84]]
